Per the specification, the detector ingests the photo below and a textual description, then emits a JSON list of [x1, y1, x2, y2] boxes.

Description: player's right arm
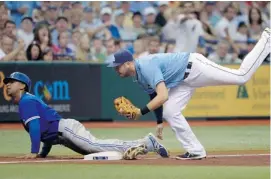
[[19, 99, 41, 156]]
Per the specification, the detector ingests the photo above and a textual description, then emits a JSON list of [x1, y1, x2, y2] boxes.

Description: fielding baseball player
[[3, 72, 169, 159], [108, 28, 270, 160]]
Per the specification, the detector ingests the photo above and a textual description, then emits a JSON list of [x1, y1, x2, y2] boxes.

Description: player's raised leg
[[162, 84, 206, 160], [184, 28, 270, 88]]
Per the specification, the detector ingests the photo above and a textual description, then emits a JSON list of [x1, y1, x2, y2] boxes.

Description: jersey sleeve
[[142, 64, 165, 91], [19, 99, 40, 126]]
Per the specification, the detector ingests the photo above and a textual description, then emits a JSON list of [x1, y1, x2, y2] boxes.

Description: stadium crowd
[[0, 1, 270, 63]]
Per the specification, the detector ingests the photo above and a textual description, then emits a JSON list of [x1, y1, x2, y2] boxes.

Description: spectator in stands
[[42, 47, 53, 61], [129, 1, 155, 14], [114, 10, 136, 41], [71, 1, 83, 10], [33, 23, 55, 52], [4, 20, 17, 40], [91, 38, 107, 63], [26, 41, 42, 61], [71, 8, 83, 30], [174, 2, 204, 53], [214, 4, 237, 40], [248, 7, 266, 41], [62, 6, 72, 28], [161, 9, 179, 42], [68, 29, 81, 53], [139, 36, 160, 57], [0, 36, 25, 61], [75, 33, 95, 62], [80, 7, 97, 29], [208, 41, 242, 64], [234, 21, 249, 42], [80, 7, 112, 40], [201, 21, 218, 55], [17, 17, 34, 50], [131, 12, 146, 39], [120, 1, 133, 28], [100, 7, 120, 40], [51, 16, 70, 46], [106, 38, 121, 56], [32, 8, 44, 25], [252, 1, 270, 25], [15, 49, 27, 61], [4, 2, 40, 27], [143, 7, 161, 36], [133, 39, 145, 58], [0, 3, 9, 41], [90, 38, 107, 63], [155, 1, 168, 28], [234, 22, 251, 59], [53, 31, 75, 61], [200, 2, 221, 27], [43, 6, 59, 30], [39, 1, 49, 12]]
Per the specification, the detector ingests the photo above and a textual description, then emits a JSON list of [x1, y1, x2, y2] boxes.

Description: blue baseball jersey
[[18, 92, 62, 153], [135, 52, 190, 94]]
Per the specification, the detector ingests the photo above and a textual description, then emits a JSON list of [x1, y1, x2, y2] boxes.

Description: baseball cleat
[[176, 152, 206, 160], [147, 133, 170, 158], [123, 144, 148, 160]]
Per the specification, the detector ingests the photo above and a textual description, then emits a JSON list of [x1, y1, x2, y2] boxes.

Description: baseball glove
[[114, 96, 141, 120]]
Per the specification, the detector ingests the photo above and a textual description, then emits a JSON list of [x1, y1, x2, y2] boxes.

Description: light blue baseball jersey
[[134, 52, 190, 94]]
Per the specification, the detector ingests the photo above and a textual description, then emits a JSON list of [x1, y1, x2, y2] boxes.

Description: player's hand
[[16, 153, 39, 159], [156, 123, 164, 140]]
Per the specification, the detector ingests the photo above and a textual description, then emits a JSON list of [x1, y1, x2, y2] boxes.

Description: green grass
[[0, 126, 269, 155], [0, 165, 269, 179], [0, 125, 269, 179]]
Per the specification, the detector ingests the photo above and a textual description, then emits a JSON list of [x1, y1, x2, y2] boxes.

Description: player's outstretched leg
[[184, 28, 270, 88], [58, 119, 169, 159]]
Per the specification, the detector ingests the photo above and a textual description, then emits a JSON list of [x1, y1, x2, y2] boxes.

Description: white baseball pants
[[58, 118, 152, 154], [163, 30, 270, 155]]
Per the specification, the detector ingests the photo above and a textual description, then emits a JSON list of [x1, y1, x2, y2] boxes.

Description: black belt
[[183, 62, 192, 80]]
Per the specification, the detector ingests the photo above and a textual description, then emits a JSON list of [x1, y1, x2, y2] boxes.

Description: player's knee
[[163, 106, 178, 120], [236, 77, 248, 85]]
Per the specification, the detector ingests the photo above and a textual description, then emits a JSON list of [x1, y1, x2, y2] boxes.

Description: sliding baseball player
[[3, 72, 169, 160]]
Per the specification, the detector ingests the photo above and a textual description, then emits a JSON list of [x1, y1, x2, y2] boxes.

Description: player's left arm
[[146, 82, 168, 111]]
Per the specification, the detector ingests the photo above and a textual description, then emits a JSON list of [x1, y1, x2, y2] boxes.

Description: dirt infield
[[0, 153, 269, 166], [0, 120, 269, 130]]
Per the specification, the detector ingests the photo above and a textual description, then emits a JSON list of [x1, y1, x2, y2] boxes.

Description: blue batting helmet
[[3, 72, 32, 92]]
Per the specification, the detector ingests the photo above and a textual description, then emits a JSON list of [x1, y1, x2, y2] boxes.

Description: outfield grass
[[0, 126, 269, 155], [0, 165, 269, 179]]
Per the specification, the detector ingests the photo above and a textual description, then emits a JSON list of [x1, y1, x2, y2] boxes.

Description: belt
[[183, 62, 193, 80]]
